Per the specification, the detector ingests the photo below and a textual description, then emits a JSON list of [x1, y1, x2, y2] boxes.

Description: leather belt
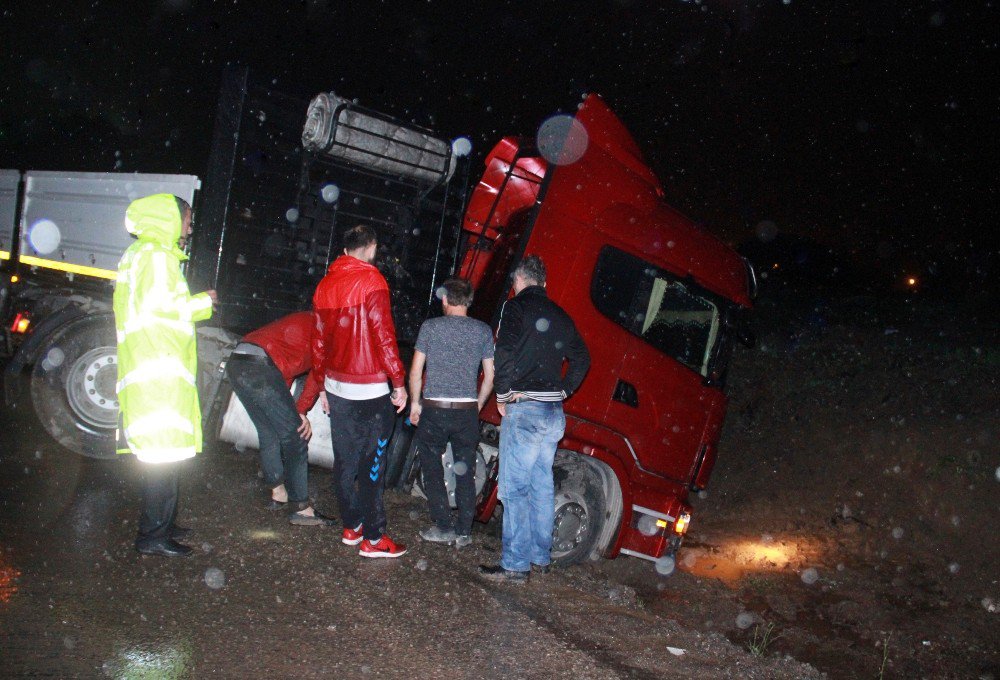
[[423, 399, 478, 410]]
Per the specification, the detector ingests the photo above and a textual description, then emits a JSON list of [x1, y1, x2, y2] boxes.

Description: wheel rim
[[66, 347, 119, 429], [552, 492, 590, 555]]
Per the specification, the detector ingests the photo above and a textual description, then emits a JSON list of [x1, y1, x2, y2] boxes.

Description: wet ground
[[0, 417, 816, 679], [2, 294, 997, 679]]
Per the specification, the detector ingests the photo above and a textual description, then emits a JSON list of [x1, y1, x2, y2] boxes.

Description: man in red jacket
[[226, 311, 326, 525], [309, 224, 408, 558]]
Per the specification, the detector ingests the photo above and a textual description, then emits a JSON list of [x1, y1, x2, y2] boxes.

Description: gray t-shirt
[[415, 315, 494, 400]]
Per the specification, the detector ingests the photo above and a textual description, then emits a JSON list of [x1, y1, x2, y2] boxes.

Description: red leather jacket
[[242, 311, 321, 414], [309, 255, 405, 393]]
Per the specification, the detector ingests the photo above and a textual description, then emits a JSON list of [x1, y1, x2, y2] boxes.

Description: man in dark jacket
[[479, 255, 590, 583], [225, 311, 326, 525], [308, 224, 408, 558]]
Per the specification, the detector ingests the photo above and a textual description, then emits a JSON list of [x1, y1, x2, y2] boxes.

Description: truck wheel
[[30, 315, 118, 459], [384, 416, 416, 489], [551, 451, 607, 566]]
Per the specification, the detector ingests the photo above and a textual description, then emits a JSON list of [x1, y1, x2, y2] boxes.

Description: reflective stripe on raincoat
[[113, 194, 213, 463]]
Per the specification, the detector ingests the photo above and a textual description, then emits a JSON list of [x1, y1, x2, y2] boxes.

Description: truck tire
[[30, 315, 119, 459], [551, 451, 608, 566], [384, 416, 416, 489]]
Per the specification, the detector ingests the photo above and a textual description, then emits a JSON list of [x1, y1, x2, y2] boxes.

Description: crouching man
[[409, 278, 494, 547], [226, 311, 328, 525]]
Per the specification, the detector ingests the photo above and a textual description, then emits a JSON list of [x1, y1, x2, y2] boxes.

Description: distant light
[[10, 275, 18, 283], [674, 512, 691, 535], [772, 263, 780, 270], [906, 277, 918, 287]]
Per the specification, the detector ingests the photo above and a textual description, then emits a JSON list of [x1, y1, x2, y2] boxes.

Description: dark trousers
[[136, 462, 181, 547], [227, 354, 309, 503], [414, 407, 479, 536], [327, 391, 396, 541]]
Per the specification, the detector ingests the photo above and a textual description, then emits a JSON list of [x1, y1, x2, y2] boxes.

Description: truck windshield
[[591, 245, 726, 378]]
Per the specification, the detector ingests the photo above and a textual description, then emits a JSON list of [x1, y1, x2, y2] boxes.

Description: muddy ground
[[1, 291, 997, 678]]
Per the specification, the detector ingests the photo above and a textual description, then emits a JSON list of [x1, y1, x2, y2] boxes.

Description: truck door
[[593, 245, 726, 483]]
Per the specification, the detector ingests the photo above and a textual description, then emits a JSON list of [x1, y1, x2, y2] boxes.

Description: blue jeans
[[226, 355, 309, 504], [498, 400, 566, 572]]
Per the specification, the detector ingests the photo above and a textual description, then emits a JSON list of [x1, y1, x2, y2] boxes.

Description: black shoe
[[289, 509, 336, 526], [265, 499, 288, 511], [136, 538, 193, 558], [531, 563, 551, 574], [169, 524, 190, 539], [478, 564, 529, 584]]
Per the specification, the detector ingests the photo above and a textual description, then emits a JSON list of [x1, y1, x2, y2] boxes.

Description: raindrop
[[320, 184, 340, 203], [536, 114, 589, 166], [46, 347, 65, 368], [451, 137, 472, 157], [929, 11, 944, 27], [994, 466, 999, 482], [735, 611, 756, 629], [637, 514, 658, 536], [682, 551, 697, 567], [415, 559, 428, 571], [201, 542, 213, 553], [891, 527, 904, 540], [654, 555, 675, 576], [453, 461, 468, 477], [535, 318, 550, 332], [948, 562, 960, 574], [982, 597, 996, 613], [285, 208, 299, 223], [755, 220, 778, 243], [801, 567, 819, 585], [29, 219, 61, 255], [408, 510, 419, 520], [204, 567, 226, 589], [697, 490, 708, 500]]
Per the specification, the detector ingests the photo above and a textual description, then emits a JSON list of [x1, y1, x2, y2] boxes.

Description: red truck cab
[[461, 95, 755, 565]]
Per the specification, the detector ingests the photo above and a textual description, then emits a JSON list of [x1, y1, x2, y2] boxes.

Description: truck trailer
[[1, 67, 754, 568]]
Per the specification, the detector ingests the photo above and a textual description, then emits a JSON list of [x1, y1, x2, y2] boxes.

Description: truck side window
[[591, 246, 721, 377]]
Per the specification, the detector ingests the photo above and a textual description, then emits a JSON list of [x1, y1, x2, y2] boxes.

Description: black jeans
[[327, 392, 396, 541], [414, 407, 479, 536], [227, 354, 309, 503], [136, 462, 181, 547]]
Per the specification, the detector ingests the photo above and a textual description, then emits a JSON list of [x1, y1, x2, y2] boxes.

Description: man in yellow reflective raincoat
[[114, 193, 216, 557]]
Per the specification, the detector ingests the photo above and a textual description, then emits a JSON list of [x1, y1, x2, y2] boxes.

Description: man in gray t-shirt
[[409, 278, 494, 547]]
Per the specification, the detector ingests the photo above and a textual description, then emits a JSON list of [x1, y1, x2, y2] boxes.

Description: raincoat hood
[[125, 194, 186, 256]]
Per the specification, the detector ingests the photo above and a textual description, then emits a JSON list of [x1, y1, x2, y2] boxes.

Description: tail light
[[10, 312, 30, 334]]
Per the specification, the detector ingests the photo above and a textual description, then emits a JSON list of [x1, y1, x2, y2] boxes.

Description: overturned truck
[[1, 67, 755, 568]]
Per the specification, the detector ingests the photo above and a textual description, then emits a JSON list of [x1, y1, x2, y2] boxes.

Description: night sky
[[1, 1, 996, 287]]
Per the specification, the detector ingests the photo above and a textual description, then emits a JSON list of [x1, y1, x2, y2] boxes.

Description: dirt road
[[2, 294, 996, 679], [0, 428, 815, 679]]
